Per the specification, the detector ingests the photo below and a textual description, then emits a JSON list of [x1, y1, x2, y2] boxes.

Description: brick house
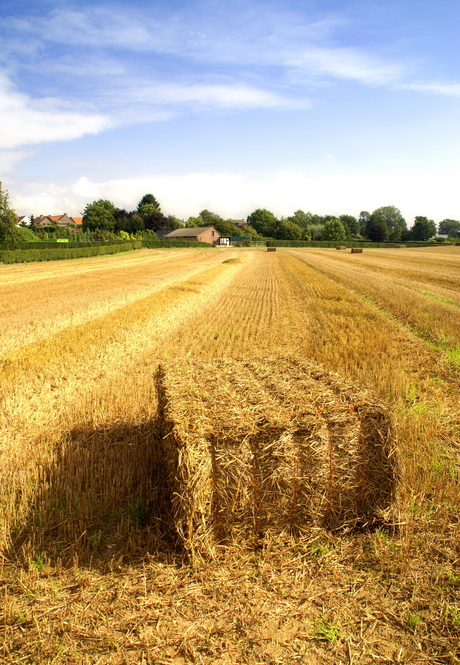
[[163, 227, 220, 244], [34, 214, 83, 227]]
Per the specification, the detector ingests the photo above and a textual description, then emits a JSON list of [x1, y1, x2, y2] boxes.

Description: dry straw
[[157, 357, 399, 558], [222, 257, 242, 264]]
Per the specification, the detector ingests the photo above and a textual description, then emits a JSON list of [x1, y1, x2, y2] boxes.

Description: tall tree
[[370, 206, 407, 233], [339, 214, 360, 236], [438, 219, 460, 237], [287, 210, 311, 228], [82, 199, 116, 231], [411, 216, 436, 241], [367, 223, 388, 242], [322, 218, 346, 241], [358, 211, 371, 229], [246, 209, 278, 237], [138, 194, 161, 212], [0, 188, 19, 247], [275, 220, 302, 240]]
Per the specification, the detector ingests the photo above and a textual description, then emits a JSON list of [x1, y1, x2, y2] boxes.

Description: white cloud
[[71, 177, 101, 199], [10, 171, 459, 223], [401, 82, 460, 97], [0, 72, 113, 149], [0, 149, 32, 173], [113, 81, 310, 114], [287, 47, 407, 86]]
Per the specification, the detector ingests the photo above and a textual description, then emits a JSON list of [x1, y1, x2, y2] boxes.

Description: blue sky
[[1, 0, 459, 223]]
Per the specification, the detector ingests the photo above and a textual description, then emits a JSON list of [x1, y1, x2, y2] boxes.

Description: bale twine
[[351, 248, 363, 253], [157, 357, 399, 557]]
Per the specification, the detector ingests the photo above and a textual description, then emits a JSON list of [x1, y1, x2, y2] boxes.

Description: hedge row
[[1, 241, 142, 264], [265, 240, 444, 248], [15, 239, 131, 250]]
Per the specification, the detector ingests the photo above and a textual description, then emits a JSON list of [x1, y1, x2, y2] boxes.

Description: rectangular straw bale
[[158, 356, 399, 556], [351, 247, 363, 253]]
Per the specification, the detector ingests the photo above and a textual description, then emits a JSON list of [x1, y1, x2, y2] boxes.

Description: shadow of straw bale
[[10, 419, 179, 567]]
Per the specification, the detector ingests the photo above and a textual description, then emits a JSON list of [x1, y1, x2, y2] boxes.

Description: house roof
[[164, 227, 216, 237], [34, 214, 82, 226]]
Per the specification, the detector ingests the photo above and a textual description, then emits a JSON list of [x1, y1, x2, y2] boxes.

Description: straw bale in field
[[222, 257, 242, 264], [394, 245, 406, 248], [157, 357, 398, 557], [351, 248, 363, 253], [336, 246, 347, 250], [266, 247, 276, 252]]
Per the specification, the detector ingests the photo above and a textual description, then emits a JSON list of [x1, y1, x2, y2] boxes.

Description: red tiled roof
[[71, 217, 83, 225]]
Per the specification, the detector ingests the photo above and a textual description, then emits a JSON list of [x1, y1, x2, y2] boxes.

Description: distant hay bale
[[267, 247, 277, 252], [336, 246, 347, 250], [394, 245, 406, 248], [455, 243, 460, 246], [157, 357, 399, 557], [222, 257, 242, 264], [351, 248, 363, 253]]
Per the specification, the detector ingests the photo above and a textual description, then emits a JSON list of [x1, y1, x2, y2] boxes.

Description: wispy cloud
[[401, 82, 460, 97], [0, 72, 113, 149], [1, 1, 458, 160]]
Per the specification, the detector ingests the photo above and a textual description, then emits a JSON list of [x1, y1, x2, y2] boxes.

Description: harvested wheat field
[[1, 246, 459, 664]]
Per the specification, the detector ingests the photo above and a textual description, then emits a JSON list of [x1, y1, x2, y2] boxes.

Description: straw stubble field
[[1, 246, 459, 664]]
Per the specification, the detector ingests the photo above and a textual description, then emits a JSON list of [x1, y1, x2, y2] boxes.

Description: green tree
[[339, 214, 360, 236], [370, 206, 407, 233], [275, 220, 302, 240], [198, 210, 243, 237], [322, 218, 346, 241], [0, 188, 20, 247], [186, 216, 203, 227], [287, 209, 311, 228], [125, 214, 145, 234], [82, 199, 116, 231], [438, 219, 460, 237], [358, 211, 371, 230], [368, 223, 388, 242], [246, 209, 278, 237], [17, 227, 39, 242], [138, 203, 160, 217], [166, 215, 182, 230], [411, 216, 436, 241], [137, 194, 161, 212]]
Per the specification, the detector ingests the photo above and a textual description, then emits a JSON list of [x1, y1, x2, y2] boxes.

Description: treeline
[[79, 196, 251, 240], [245, 207, 460, 242], [3, 186, 460, 251]]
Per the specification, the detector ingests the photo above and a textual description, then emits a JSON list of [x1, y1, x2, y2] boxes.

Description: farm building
[[163, 227, 220, 244], [216, 236, 250, 246]]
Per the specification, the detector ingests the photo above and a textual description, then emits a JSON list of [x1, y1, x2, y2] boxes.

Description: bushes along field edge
[[265, 239, 449, 248], [0, 239, 214, 263], [1, 237, 453, 263]]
